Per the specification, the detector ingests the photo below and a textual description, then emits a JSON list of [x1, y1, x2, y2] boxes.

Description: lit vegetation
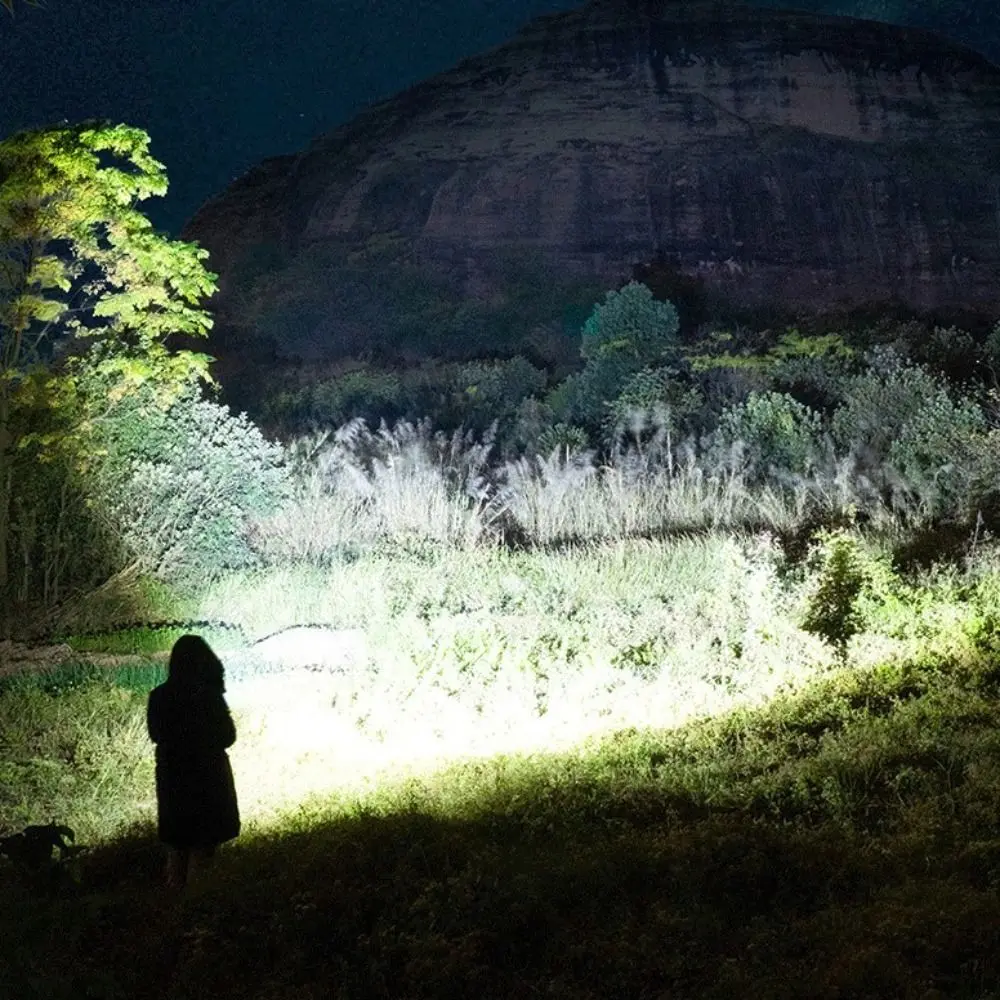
[[5, 121, 1000, 996], [7, 416, 1000, 994]]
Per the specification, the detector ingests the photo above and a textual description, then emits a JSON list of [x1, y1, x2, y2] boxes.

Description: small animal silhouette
[[0, 823, 76, 870]]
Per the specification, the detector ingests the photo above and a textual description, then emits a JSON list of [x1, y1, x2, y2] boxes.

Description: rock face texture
[[183, 0, 1000, 368]]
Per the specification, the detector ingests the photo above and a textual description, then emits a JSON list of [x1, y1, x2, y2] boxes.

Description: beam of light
[[221, 620, 842, 824]]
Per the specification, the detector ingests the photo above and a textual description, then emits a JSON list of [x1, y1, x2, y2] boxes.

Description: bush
[[714, 391, 824, 479], [887, 388, 987, 520], [89, 389, 289, 582], [6, 442, 118, 609], [536, 423, 590, 460], [983, 320, 1000, 385], [605, 366, 702, 446], [262, 368, 404, 430], [830, 348, 946, 461], [831, 348, 988, 519], [309, 368, 404, 426], [580, 281, 681, 368], [451, 357, 548, 436], [571, 355, 640, 425], [801, 530, 870, 659]]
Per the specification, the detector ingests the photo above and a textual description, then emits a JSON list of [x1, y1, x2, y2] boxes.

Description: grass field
[[4, 531, 1000, 998]]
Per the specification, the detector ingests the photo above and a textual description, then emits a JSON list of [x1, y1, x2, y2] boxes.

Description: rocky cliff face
[[183, 0, 1000, 369]]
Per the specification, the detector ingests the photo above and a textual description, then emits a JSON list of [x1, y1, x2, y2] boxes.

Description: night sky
[[1, 0, 995, 236]]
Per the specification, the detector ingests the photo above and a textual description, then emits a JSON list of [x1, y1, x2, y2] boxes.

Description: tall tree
[[0, 120, 216, 621]]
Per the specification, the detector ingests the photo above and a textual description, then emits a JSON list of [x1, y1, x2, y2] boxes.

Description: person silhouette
[[147, 635, 241, 889]]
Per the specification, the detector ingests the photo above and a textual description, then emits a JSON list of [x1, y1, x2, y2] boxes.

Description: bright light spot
[[222, 618, 836, 823]]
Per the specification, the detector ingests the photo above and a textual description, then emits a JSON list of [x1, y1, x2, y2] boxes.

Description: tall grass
[[252, 420, 500, 564], [252, 418, 901, 564]]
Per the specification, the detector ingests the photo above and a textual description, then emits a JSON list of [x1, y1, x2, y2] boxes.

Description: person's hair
[[167, 635, 226, 692]]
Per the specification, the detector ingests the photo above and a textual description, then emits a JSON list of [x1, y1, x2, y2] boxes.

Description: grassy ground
[[4, 534, 1000, 998]]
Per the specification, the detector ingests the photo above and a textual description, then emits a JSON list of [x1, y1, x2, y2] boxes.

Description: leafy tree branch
[[0, 120, 218, 620]]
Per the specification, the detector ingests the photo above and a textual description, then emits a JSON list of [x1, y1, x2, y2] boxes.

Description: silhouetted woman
[[147, 635, 240, 888]]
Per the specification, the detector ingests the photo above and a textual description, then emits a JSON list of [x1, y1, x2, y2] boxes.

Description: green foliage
[[981, 320, 1000, 384], [911, 324, 979, 379], [105, 660, 168, 693], [801, 530, 870, 658], [8, 529, 1000, 997], [605, 365, 702, 443], [264, 358, 549, 457], [574, 282, 681, 424], [0, 122, 215, 400], [567, 359, 636, 424], [64, 622, 242, 657], [830, 348, 942, 458], [688, 328, 854, 374], [439, 356, 550, 449], [5, 434, 118, 606], [0, 121, 217, 612], [830, 348, 989, 519], [580, 281, 680, 367], [0, 660, 108, 698], [452, 357, 547, 426], [509, 396, 552, 453], [543, 374, 580, 424], [536, 422, 590, 459], [886, 388, 987, 519], [308, 368, 403, 427], [715, 390, 824, 478], [88, 389, 289, 582]]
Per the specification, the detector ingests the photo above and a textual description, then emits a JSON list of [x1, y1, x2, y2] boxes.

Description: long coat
[[147, 682, 241, 849]]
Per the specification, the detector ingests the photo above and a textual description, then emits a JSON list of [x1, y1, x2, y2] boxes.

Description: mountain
[[182, 0, 1000, 384]]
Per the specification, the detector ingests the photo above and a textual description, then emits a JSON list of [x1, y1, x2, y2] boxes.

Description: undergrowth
[[4, 531, 1000, 997]]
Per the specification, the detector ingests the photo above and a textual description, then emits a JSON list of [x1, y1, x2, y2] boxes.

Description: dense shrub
[[831, 348, 989, 519], [605, 366, 702, 446], [535, 422, 590, 459], [830, 348, 946, 461], [800, 529, 871, 660], [771, 349, 855, 413], [580, 281, 681, 367], [887, 388, 988, 520], [263, 367, 404, 429], [509, 397, 591, 458], [714, 391, 825, 479], [983, 320, 1000, 385], [89, 389, 289, 582], [570, 354, 641, 425], [309, 368, 404, 426], [451, 357, 548, 436], [6, 443, 117, 608]]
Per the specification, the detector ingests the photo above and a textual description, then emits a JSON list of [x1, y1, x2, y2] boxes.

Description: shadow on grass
[[7, 652, 1000, 998], [5, 758, 1000, 1000]]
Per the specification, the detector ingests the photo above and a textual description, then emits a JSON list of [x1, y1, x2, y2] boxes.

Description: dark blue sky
[[1, 0, 993, 234], [1, 0, 587, 231]]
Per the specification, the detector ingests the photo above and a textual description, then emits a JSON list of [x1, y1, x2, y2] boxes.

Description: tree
[[574, 281, 681, 424], [0, 120, 216, 618]]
